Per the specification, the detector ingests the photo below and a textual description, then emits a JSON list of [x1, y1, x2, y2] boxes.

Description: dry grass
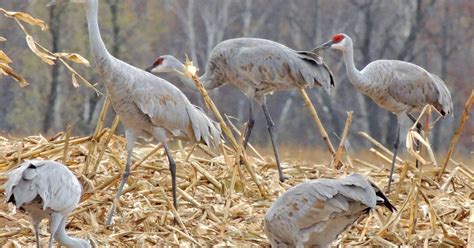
[[0, 92, 471, 247], [0, 129, 470, 247]]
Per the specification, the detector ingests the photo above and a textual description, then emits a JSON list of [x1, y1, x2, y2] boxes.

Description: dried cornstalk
[[90, 115, 120, 176], [187, 70, 265, 196], [62, 123, 73, 162], [298, 88, 336, 157], [438, 90, 473, 180], [332, 111, 352, 169], [358, 132, 403, 164]]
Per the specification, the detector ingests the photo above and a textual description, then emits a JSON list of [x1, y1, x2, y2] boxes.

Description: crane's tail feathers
[[4, 161, 43, 207], [429, 73, 453, 116], [369, 181, 397, 212], [187, 105, 222, 148], [296, 51, 335, 94]]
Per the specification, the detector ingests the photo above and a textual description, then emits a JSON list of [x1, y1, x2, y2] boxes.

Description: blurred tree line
[[0, 0, 472, 154]]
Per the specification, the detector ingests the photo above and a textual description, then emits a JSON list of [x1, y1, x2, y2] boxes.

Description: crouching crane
[[146, 38, 334, 182], [264, 173, 396, 248], [313, 33, 453, 192], [5, 160, 90, 248]]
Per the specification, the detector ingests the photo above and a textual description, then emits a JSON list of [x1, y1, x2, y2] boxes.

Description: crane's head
[[312, 33, 351, 52], [145, 55, 186, 74]]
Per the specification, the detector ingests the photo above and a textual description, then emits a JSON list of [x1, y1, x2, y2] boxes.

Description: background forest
[[0, 0, 472, 154]]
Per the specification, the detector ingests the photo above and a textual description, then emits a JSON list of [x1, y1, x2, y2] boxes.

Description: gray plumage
[[147, 38, 334, 182], [314, 33, 452, 116], [264, 173, 395, 248], [148, 38, 334, 104], [314, 33, 453, 192], [50, 0, 221, 225], [5, 160, 90, 248]]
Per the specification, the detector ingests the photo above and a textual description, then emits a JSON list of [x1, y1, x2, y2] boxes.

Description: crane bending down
[[145, 38, 334, 182], [48, 0, 221, 225], [313, 33, 452, 192], [264, 173, 396, 248], [5, 160, 90, 248]]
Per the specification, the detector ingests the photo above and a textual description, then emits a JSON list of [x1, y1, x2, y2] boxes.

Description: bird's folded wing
[[131, 82, 193, 134], [234, 46, 328, 89], [285, 180, 350, 230], [386, 63, 441, 108]]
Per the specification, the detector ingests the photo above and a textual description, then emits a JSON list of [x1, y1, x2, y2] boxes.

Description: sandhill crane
[[48, 0, 221, 225], [5, 160, 90, 248], [145, 38, 334, 182], [264, 173, 396, 248], [313, 33, 453, 192]]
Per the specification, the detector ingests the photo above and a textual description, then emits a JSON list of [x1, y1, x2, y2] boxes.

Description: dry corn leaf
[[55, 52, 90, 67], [71, 74, 80, 88], [0, 121, 470, 247], [0, 37, 6, 42], [0, 8, 48, 31], [0, 63, 28, 87], [0, 50, 12, 64], [25, 35, 55, 65]]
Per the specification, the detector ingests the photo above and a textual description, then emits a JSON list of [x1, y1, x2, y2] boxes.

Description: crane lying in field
[[5, 160, 90, 248], [264, 173, 396, 248]]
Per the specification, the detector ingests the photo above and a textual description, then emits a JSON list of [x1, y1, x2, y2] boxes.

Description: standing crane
[[48, 0, 221, 225], [5, 160, 90, 248], [145, 38, 335, 182], [264, 173, 396, 248], [313, 33, 453, 192]]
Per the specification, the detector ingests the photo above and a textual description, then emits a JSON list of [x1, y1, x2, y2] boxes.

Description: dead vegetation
[[0, 91, 472, 247]]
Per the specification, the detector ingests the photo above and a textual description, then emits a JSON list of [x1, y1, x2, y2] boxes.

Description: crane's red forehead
[[332, 33, 345, 43], [153, 57, 164, 66]]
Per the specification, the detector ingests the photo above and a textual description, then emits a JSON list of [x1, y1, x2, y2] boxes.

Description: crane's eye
[[153, 57, 164, 66], [332, 34, 345, 43]]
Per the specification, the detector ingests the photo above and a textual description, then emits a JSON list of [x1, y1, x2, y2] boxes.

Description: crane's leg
[[106, 130, 137, 226], [31, 217, 41, 248], [48, 212, 62, 248], [243, 98, 255, 150], [407, 113, 423, 130], [163, 142, 178, 211], [152, 127, 178, 221], [262, 102, 287, 182], [387, 116, 401, 193]]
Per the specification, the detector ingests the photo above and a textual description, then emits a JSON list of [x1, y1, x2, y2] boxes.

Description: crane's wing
[[4, 161, 40, 208], [369, 181, 397, 212], [378, 61, 452, 115], [131, 77, 221, 146], [270, 174, 377, 230], [5, 160, 81, 213], [427, 73, 453, 115], [232, 45, 334, 93], [34, 161, 82, 213]]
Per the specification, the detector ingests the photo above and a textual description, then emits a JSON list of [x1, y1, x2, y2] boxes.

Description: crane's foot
[[105, 200, 118, 226], [279, 174, 289, 182]]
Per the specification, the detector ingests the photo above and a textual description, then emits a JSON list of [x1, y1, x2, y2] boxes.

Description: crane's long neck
[[173, 62, 215, 91], [342, 43, 369, 92], [86, 0, 112, 67], [54, 218, 88, 247]]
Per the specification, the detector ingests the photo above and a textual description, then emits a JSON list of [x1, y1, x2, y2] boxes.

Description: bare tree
[[43, 4, 66, 133]]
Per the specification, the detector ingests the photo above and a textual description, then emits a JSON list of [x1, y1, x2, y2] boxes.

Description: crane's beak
[[144, 65, 154, 73], [47, 0, 66, 7], [312, 40, 334, 53]]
